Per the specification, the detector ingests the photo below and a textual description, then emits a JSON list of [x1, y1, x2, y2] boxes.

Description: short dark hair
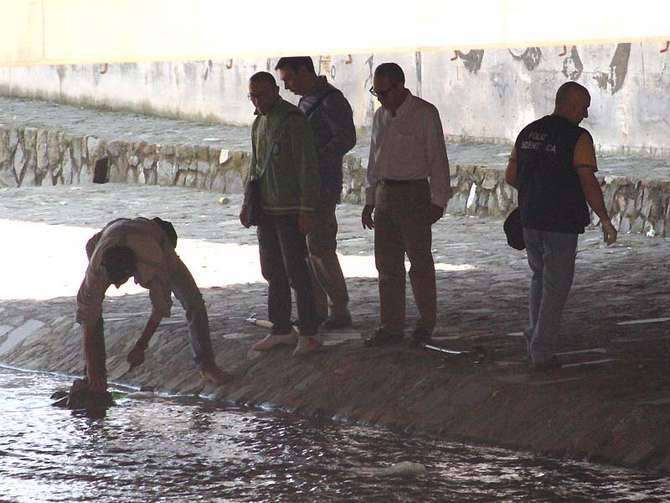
[[152, 217, 177, 249], [275, 57, 316, 75], [249, 71, 277, 87], [374, 63, 405, 85], [101, 246, 136, 284]]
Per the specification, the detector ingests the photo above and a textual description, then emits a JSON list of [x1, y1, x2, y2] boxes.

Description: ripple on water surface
[[1, 367, 669, 502]]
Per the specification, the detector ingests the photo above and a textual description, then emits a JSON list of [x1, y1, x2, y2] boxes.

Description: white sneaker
[[292, 335, 322, 357], [252, 333, 297, 352]]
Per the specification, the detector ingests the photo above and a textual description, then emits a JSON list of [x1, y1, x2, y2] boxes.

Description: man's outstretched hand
[[127, 345, 145, 370], [602, 220, 617, 245]]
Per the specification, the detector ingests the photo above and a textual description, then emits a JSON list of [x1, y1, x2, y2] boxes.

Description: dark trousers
[[257, 214, 318, 336]]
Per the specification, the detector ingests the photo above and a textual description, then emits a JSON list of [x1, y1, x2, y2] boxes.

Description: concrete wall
[[1, 43, 669, 154], [2, 124, 669, 237]]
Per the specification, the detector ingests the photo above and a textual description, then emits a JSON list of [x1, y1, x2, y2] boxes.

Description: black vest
[[516, 115, 591, 234]]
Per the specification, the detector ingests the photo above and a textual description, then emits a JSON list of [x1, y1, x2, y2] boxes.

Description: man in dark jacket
[[505, 82, 617, 370], [276, 56, 356, 329]]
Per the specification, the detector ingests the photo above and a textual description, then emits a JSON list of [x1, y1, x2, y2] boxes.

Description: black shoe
[[530, 356, 562, 372], [363, 328, 404, 347], [323, 314, 353, 330], [410, 328, 433, 346]]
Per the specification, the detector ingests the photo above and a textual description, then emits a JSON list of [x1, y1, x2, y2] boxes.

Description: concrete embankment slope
[[1, 211, 669, 473]]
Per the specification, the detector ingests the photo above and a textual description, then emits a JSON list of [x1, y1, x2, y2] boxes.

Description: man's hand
[[127, 345, 146, 369], [239, 205, 250, 228], [430, 204, 444, 224], [361, 205, 375, 229], [298, 212, 314, 234], [602, 220, 617, 245]]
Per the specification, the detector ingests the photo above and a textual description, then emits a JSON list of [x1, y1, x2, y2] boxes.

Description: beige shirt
[[76, 218, 177, 327], [366, 91, 452, 207]]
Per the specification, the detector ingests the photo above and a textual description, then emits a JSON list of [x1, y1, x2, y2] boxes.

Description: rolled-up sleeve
[[425, 107, 452, 207]]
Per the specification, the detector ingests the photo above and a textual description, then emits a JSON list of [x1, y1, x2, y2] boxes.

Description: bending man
[[76, 217, 230, 391]]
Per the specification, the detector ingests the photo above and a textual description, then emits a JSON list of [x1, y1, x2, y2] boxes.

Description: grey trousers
[[523, 228, 578, 364], [170, 256, 214, 366], [374, 180, 436, 334], [306, 191, 350, 320]]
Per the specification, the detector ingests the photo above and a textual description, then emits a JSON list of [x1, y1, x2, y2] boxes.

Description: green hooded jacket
[[248, 97, 320, 214]]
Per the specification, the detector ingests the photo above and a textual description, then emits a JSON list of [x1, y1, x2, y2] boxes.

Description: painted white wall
[[0, 43, 669, 152]]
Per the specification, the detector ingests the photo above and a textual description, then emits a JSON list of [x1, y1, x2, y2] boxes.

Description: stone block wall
[[0, 125, 250, 193], [1, 125, 669, 237]]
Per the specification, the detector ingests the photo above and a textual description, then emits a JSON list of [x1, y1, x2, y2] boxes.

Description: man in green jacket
[[240, 71, 322, 356]]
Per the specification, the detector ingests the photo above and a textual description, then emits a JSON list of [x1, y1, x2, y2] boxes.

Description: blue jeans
[[523, 228, 578, 364]]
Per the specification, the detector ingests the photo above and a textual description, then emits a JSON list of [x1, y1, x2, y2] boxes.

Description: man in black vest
[[505, 82, 617, 370]]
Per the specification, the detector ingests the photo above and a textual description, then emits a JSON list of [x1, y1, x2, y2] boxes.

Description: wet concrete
[[1, 185, 669, 474]]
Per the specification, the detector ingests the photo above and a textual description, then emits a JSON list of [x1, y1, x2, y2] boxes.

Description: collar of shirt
[[381, 90, 414, 120], [299, 76, 330, 108]]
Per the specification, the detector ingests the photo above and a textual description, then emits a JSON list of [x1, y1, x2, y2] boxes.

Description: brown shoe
[[292, 335, 322, 357], [363, 328, 404, 347], [252, 333, 297, 352], [410, 328, 433, 346], [323, 314, 353, 330]]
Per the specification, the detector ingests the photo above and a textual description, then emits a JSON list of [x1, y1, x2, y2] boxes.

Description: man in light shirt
[[362, 63, 452, 346], [76, 217, 230, 392]]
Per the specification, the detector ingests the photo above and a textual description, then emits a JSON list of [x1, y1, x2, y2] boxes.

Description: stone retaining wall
[[2, 125, 669, 237]]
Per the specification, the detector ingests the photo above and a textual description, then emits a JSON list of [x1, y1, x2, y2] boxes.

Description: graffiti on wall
[[451, 50, 485, 74], [509, 47, 543, 71], [592, 43, 632, 95], [561, 46, 584, 81]]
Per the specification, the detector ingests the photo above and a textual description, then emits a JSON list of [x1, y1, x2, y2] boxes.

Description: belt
[[379, 178, 427, 186]]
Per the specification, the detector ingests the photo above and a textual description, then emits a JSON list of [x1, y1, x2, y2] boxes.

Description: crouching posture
[[76, 217, 230, 391]]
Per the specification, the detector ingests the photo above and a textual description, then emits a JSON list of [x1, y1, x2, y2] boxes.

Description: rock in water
[[51, 378, 114, 410]]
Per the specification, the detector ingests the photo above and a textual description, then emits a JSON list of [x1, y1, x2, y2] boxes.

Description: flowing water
[[1, 367, 669, 502]]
